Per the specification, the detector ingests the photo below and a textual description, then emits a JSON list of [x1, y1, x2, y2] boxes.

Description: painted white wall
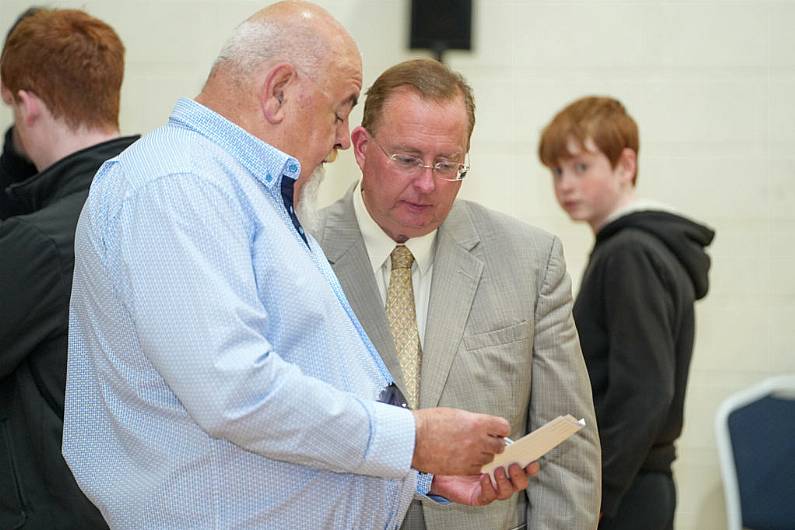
[[2, 1, 793, 529]]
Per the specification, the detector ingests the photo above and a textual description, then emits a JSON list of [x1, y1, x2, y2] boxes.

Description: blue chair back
[[727, 395, 795, 530]]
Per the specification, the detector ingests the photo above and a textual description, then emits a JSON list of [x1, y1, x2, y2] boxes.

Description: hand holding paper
[[412, 407, 510, 475], [481, 415, 586, 481], [431, 462, 540, 506]]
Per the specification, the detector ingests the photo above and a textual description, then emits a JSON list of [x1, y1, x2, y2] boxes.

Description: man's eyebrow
[[388, 143, 422, 154]]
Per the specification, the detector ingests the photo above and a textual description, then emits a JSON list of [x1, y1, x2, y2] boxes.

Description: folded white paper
[[481, 415, 585, 480]]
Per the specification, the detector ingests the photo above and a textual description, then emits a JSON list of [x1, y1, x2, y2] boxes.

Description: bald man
[[62, 2, 522, 528]]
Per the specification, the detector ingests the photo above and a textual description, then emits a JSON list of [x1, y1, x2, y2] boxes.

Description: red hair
[[539, 96, 639, 184], [1, 9, 125, 130]]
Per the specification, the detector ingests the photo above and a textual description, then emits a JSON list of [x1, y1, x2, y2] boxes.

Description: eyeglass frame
[[367, 132, 470, 182]]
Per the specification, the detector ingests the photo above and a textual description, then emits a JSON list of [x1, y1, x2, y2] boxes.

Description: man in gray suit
[[313, 58, 601, 530]]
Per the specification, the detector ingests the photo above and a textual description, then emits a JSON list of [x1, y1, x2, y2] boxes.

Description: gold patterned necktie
[[386, 245, 422, 408]]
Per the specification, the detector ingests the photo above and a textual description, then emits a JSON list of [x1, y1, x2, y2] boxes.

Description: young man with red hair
[[0, 9, 137, 528], [539, 96, 715, 530]]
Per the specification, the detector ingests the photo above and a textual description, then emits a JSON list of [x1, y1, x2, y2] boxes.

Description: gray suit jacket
[[315, 187, 601, 530]]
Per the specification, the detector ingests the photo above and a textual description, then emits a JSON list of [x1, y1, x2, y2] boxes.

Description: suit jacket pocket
[[463, 320, 533, 351], [443, 321, 534, 423]]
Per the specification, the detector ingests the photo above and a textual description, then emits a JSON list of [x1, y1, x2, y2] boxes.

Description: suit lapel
[[421, 202, 483, 408], [319, 190, 408, 394]]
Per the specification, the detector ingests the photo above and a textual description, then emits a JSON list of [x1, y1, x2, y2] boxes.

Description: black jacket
[[0, 135, 138, 529], [573, 210, 714, 517], [0, 127, 37, 219]]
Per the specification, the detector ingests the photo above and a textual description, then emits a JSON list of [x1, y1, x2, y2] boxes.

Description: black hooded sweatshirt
[[0, 126, 38, 219], [0, 135, 138, 529], [573, 209, 715, 518]]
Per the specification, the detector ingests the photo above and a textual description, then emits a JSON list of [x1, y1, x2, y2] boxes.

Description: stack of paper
[[481, 415, 585, 480]]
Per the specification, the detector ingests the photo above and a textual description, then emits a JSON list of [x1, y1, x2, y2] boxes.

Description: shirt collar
[[352, 181, 437, 275], [168, 97, 301, 189]]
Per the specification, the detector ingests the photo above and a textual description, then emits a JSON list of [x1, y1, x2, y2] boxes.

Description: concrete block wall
[[2, 1, 793, 528]]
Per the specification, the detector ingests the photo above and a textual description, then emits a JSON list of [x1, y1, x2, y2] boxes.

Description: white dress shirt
[[63, 99, 417, 529], [352, 182, 436, 347]]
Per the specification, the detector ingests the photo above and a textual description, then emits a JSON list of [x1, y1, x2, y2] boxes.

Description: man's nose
[[413, 166, 436, 193], [336, 122, 351, 151]]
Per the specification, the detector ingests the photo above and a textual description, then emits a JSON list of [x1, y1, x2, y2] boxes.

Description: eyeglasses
[[370, 135, 470, 182]]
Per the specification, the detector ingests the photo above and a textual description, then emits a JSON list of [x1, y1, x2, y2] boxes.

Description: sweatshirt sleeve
[[598, 242, 676, 516], [0, 218, 67, 379]]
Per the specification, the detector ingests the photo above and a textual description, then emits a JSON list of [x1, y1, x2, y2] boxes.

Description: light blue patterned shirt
[[63, 98, 422, 529]]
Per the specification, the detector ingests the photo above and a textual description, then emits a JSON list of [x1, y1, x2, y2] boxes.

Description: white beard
[[295, 165, 325, 236]]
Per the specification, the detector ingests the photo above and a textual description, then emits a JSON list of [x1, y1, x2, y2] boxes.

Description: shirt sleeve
[[411, 472, 449, 505], [526, 236, 602, 530], [105, 172, 415, 479], [598, 243, 676, 516], [0, 218, 66, 379]]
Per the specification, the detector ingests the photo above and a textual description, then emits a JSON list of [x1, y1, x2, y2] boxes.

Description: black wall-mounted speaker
[[409, 0, 472, 53]]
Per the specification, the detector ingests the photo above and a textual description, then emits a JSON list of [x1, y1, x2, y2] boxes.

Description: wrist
[[411, 410, 427, 471]]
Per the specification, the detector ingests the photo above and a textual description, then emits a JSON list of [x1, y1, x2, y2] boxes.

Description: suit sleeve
[[0, 218, 67, 378], [526, 236, 601, 530], [597, 244, 676, 516]]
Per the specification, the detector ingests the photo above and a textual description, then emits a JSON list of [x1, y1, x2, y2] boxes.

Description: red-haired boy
[[539, 96, 715, 530], [0, 9, 138, 528]]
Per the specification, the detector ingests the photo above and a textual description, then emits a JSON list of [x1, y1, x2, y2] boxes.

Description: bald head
[[209, 1, 359, 85], [195, 1, 363, 185]]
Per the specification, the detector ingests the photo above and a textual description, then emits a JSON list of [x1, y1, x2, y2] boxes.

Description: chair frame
[[714, 374, 795, 530]]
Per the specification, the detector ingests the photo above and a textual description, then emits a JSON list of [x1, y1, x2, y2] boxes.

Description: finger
[[467, 453, 493, 475], [478, 474, 497, 505], [508, 463, 530, 490], [494, 466, 514, 500], [482, 415, 510, 438], [525, 460, 540, 477], [482, 435, 507, 456], [468, 461, 486, 475], [476, 451, 494, 467]]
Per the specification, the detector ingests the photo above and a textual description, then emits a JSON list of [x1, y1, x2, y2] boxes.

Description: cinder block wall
[[2, 2, 793, 529]]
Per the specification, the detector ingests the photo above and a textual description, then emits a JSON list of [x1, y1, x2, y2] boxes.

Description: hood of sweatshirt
[[596, 209, 715, 299]]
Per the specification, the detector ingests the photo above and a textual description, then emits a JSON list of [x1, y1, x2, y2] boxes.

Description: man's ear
[[351, 126, 369, 170], [617, 147, 637, 186], [260, 63, 297, 124]]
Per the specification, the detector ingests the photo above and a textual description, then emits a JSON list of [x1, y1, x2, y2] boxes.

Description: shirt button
[[289, 206, 294, 214], [298, 227, 304, 234], [288, 163, 298, 174]]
